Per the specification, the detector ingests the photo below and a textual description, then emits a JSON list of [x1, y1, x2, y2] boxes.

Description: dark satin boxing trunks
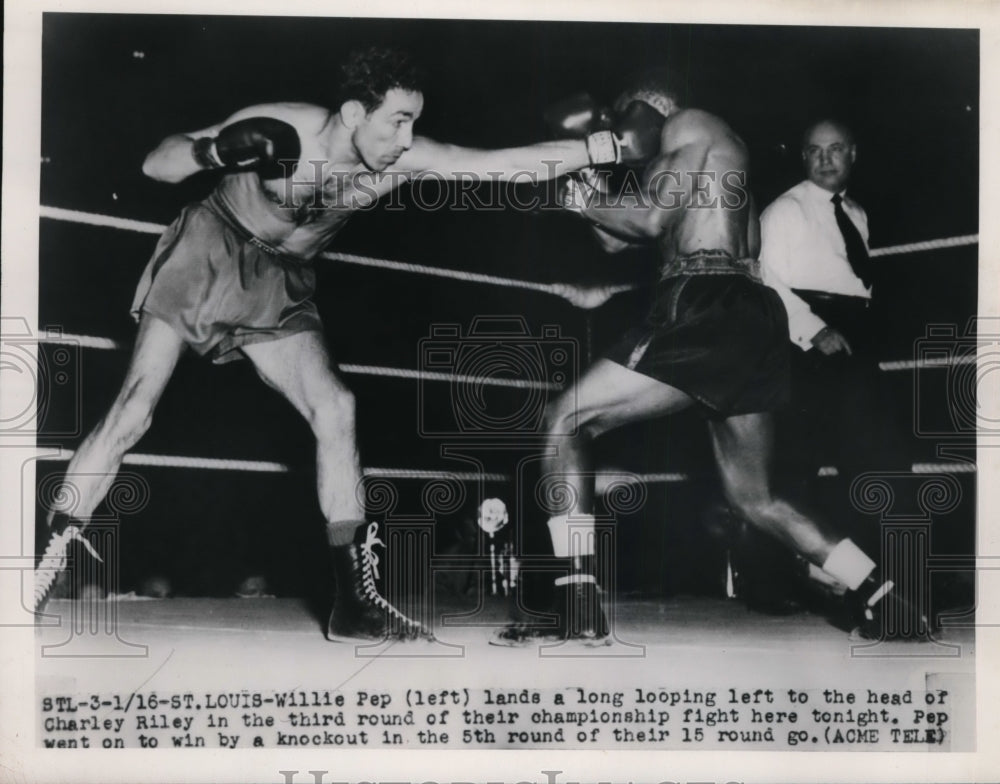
[[605, 249, 790, 416]]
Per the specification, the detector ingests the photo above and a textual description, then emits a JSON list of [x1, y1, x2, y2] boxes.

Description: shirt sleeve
[[759, 198, 827, 349]]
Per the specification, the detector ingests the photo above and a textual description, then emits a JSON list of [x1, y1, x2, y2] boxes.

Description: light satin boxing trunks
[[131, 192, 322, 364]]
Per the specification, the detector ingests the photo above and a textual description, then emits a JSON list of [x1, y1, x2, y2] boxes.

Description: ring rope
[[34, 207, 981, 479], [877, 354, 977, 372], [600, 471, 692, 484], [40, 205, 978, 302], [912, 461, 976, 474], [41, 205, 168, 235], [868, 234, 979, 258], [40, 331, 975, 375], [39, 334, 560, 390], [338, 364, 560, 390], [35, 450, 508, 481], [38, 205, 573, 299], [43, 333, 121, 351], [129, 453, 287, 473], [321, 248, 564, 297], [363, 467, 508, 482], [34, 450, 974, 480]]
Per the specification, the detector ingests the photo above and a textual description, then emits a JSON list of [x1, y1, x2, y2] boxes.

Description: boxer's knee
[[544, 398, 576, 437], [544, 396, 603, 442]]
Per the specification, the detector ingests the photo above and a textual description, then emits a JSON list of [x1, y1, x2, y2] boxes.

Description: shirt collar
[[802, 178, 848, 203]]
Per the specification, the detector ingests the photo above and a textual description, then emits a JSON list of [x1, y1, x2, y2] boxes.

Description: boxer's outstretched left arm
[[395, 137, 591, 181]]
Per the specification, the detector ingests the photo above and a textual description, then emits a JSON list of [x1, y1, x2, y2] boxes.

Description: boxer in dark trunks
[[493, 70, 924, 645], [39, 47, 655, 641]]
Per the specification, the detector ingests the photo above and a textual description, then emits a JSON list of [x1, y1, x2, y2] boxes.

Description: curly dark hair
[[338, 47, 424, 112]]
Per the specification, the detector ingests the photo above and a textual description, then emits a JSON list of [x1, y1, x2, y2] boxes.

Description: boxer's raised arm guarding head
[[144, 47, 427, 184], [552, 68, 764, 247]]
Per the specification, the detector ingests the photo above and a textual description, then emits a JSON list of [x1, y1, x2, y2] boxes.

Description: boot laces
[[34, 524, 103, 609], [359, 522, 427, 632]]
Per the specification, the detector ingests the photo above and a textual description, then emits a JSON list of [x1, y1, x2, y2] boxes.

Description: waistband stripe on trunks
[[207, 195, 298, 259], [659, 250, 761, 282]]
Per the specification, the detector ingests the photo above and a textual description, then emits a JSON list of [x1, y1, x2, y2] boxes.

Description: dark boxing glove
[[544, 94, 617, 211], [544, 92, 613, 139], [586, 100, 666, 166], [192, 117, 301, 178]]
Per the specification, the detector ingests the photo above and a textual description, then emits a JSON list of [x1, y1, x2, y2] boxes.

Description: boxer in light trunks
[[39, 47, 656, 641], [493, 70, 926, 645]]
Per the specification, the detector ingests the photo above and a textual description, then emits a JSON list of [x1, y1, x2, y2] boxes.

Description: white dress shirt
[[759, 179, 871, 349]]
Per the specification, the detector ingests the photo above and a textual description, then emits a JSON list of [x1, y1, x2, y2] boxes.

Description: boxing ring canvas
[[2, 4, 998, 783]]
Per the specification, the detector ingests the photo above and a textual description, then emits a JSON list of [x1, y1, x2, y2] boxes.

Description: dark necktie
[[831, 193, 872, 287]]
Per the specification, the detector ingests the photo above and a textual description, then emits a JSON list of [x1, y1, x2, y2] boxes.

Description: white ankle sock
[[554, 573, 597, 586], [547, 514, 595, 558], [822, 539, 876, 591]]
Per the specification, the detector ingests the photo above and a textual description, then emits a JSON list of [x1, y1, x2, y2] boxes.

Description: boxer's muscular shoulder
[[239, 101, 326, 119], [662, 109, 736, 147], [227, 102, 330, 138]]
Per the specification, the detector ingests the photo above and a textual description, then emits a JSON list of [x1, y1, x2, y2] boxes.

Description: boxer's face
[[351, 88, 424, 171], [803, 122, 856, 193]]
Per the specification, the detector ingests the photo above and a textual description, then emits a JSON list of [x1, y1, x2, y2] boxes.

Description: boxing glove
[[586, 100, 666, 166], [544, 92, 613, 139], [192, 117, 301, 178]]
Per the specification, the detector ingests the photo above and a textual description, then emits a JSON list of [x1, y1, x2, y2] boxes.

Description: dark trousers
[[732, 291, 913, 607], [776, 291, 910, 519]]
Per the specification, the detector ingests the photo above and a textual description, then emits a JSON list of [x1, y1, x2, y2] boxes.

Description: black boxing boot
[[491, 555, 610, 647], [847, 572, 934, 641], [553, 560, 610, 644], [731, 520, 809, 616], [34, 511, 102, 612], [326, 522, 432, 642]]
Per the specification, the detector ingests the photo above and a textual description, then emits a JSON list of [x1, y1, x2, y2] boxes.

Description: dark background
[[37, 15, 978, 603]]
